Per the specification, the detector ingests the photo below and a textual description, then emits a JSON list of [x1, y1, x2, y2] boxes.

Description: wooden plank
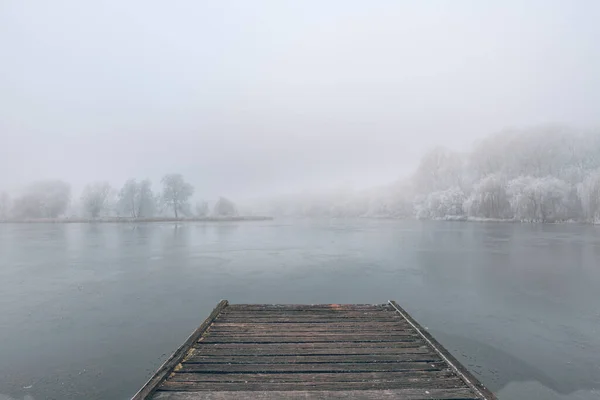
[[185, 353, 441, 364], [178, 361, 448, 373], [194, 342, 427, 350], [168, 370, 458, 383], [210, 325, 409, 332], [388, 301, 496, 400], [222, 307, 387, 311], [205, 331, 419, 338], [199, 336, 419, 344], [226, 304, 387, 311], [192, 346, 431, 356], [209, 322, 409, 330], [213, 318, 402, 324], [217, 315, 401, 321], [131, 300, 228, 400], [207, 329, 416, 335], [208, 328, 411, 335], [159, 379, 467, 391], [219, 311, 396, 318], [152, 388, 481, 399]]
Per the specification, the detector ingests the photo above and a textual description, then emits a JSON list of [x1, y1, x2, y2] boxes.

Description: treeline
[[253, 126, 600, 223], [0, 173, 238, 220], [412, 126, 600, 223]]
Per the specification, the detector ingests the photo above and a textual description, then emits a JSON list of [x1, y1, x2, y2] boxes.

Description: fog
[[1, 0, 600, 200]]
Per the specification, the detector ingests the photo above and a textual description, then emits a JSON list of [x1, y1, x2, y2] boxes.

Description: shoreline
[[357, 215, 599, 225], [363, 216, 599, 225], [2, 215, 598, 225], [0, 216, 273, 224]]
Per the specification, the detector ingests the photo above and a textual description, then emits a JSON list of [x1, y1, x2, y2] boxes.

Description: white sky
[[1, 0, 599, 198]]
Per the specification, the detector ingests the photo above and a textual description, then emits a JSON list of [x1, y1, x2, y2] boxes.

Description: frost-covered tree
[[118, 179, 155, 218], [463, 174, 511, 219], [213, 197, 237, 216], [506, 176, 536, 221], [415, 187, 466, 219], [118, 179, 139, 218], [81, 182, 113, 218], [235, 126, 600, 223], [11, 180, 71, 219], [161, 174, 194, 218], [507, 176, 570, 222], [578, 170, 600, 223]]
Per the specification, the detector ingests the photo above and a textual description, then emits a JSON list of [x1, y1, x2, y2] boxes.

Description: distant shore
[[0, 216, 273, 224], [364, 215, 598, 224]]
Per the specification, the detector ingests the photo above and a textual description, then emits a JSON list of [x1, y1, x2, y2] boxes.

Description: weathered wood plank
[[168, 371, 458, 383], [226, 304, 388, 311], [131, 300, 229, 400], [199, 336, 419, 344], [206, 326, 418, 337], [152, 388, 481, 399], [207, 329, 418, 338], [210, 330, 414, 336], [214, 319, 402, 324], [220, 311, 396, 318], [222, 308, 389, 313], [208, 324, 411, 331], [217, 315, 401, 321], [185, 353, 441, 364], [159, 379, 467, 391], [209, 325, 409, 331], [178, 361, 448, 373], [194, 341, 427, 350], [192, 346, 431, 356], [210, 322, 409, 330]]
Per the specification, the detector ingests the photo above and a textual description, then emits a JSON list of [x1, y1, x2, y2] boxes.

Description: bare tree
[[81, 182, 112, 218], [161, 174, 194, 218]]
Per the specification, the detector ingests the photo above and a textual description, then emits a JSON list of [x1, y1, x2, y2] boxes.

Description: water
[[0, 220, 598, 400]]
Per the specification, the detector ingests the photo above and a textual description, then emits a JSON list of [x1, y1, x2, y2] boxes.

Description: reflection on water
[[0, 220, 599, 400]]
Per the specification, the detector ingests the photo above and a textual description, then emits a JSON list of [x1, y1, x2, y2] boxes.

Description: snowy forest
[[0, 173, 239, 221], [251, 126, 600, 224]]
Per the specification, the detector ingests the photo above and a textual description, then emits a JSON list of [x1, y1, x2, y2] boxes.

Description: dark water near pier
[[0, 220, 598, 400]]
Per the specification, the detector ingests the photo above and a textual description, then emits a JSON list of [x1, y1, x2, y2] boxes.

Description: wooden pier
[[133, 300, 496, 399]]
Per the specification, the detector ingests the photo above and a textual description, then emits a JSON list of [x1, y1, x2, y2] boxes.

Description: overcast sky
[[1, 0, 599, 199]]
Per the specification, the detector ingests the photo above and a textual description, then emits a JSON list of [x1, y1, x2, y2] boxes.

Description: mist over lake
[[2, 1, 600, 399]]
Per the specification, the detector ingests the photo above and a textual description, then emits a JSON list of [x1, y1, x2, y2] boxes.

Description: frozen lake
[[0, 219, 598, 400]]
